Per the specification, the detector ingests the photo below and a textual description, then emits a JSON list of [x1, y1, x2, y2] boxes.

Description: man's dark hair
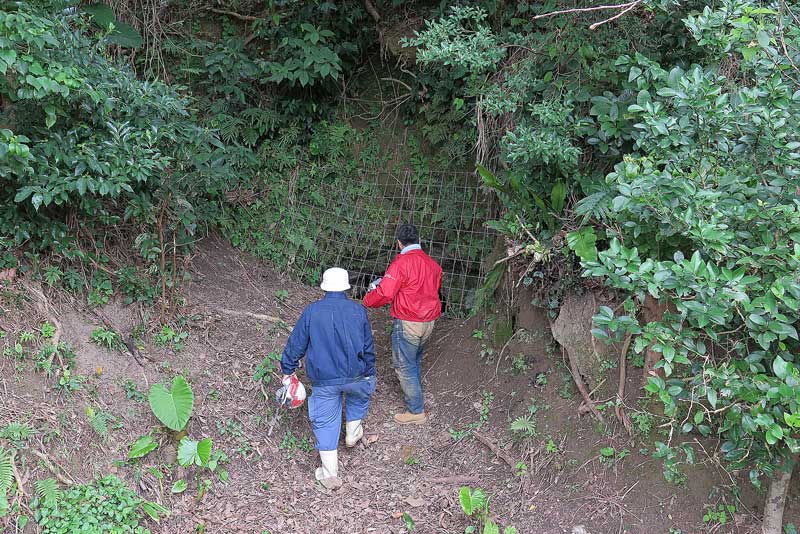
[[396, 224, 420, 246]]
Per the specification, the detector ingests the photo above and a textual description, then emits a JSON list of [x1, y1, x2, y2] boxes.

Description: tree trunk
[[640, 294, 670, 385], [762, 455, 797, 534]]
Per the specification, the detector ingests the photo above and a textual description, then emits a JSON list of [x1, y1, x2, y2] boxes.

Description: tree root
[[31, 450, 74, 486], [615, 333, 633, 433], [563, 346, 605, 422], [473, 431, 517, 470], [217, 308, 281, 323], [11, 451, 27, 497], [363, 0, 381, 22]]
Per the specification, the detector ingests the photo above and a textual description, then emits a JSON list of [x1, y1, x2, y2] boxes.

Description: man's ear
[[397, 240, 403, 250]]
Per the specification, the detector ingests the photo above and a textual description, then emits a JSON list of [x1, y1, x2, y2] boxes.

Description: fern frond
[[0, 447, 13, 493], [87, 409, 114, 439], [241, 107, 279, 134], [213, 114, 245, 144], [0, 422, 34, 443], [91, 414, 110, 437], [274, 125, 301, 148], [575, 190, 613, 223], [34, 478, 62, 505], [510, 416, 537, 436]]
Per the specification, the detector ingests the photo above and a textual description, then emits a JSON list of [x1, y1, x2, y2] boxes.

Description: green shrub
[[584, 0, 800, 487], [32, 475, 152, 533]]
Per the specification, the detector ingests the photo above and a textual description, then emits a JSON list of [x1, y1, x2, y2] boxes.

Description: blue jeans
[[308, 375, 376, 451], [391, 319, 434, 414]]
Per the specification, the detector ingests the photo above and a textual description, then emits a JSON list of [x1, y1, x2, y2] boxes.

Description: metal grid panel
[[273, 169, 497, 317]]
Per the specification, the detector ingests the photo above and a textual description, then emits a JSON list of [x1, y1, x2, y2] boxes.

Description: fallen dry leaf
[[404, 496, 426, 508], [391, 511, 404, 519], [366, 434, 379, 444], [0, 268, 15, 281], [400, 444, 416, 462]]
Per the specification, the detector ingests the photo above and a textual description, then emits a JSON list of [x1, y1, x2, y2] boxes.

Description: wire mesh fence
[[264, 169, 498, 317]]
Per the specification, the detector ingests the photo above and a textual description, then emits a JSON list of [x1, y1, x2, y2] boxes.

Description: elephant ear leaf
[[82, 3, 144, 48], [177, 437, 212, 467], [148, 376, 193, 431]]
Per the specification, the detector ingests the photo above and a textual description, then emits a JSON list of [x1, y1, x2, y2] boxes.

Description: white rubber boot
[[315, 450, 341, 489], [345, 419, 363, 448]]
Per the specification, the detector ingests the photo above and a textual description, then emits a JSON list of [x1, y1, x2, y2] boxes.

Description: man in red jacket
[[364, 224, 442, 424]]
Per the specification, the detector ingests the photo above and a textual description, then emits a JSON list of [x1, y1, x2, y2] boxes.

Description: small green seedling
[[402, 512, 415, 531], [90, 327, 119, 350]]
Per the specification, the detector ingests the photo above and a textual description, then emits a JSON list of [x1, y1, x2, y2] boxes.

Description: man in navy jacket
[[281, 267, 376, 487]]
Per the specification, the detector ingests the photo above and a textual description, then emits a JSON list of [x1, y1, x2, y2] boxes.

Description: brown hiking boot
[[394, 411, 428, 425]]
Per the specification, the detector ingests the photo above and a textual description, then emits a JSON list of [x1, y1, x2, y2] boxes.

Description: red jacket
[[363, 248, 443, 322]]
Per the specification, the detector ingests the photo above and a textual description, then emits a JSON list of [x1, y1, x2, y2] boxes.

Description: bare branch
[[208, 8, 263, 22], [531, 1, 638, 20], [589, 1, 643, 30], [363, 0, 381, 23]]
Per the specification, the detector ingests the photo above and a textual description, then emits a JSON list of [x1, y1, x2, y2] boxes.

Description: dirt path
[[0, 236, 793, 533]]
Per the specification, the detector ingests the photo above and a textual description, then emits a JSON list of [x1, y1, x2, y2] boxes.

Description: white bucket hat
[[320, 267, 351, 292]]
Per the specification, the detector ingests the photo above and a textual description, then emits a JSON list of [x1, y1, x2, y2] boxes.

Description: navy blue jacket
[[281, 292, 375, 386]]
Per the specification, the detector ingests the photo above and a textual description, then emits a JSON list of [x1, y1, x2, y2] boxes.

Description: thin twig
[[531, 0, 643, 30], [208, 8, 264, 21], [494, 329, 522, 378], [589, 1, 642, 30], [531, 1, 638, 20]]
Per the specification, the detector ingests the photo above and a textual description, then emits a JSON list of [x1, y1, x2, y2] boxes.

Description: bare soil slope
[[1, 235, 797, 533]]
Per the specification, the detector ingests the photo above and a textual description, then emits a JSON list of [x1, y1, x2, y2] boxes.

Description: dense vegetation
[[2, 0, 799, 530]]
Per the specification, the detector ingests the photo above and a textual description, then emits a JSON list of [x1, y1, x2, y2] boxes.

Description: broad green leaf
[[177, 437, 212, 467], [694, 411, 704, 424], [707, 389, 718, 409], [784, 412, 800, 428], [773, 356, 789, 380], [769, 321, 798, 340], [106, 22, 143, 48], [171, 479, 187, 493], [82, 4, 116, 27], [766, 425, 783, 445], [459, 486, 473, 516], [128, 435, 158, 460], [82, 4, 143, 48], [484, 519, 500, 534], [140, 501, 170, 522], [757, 30, 770, 48], [566, 228, 598, 262], [148, 376, 193, 431], [44, 105, 56, 129], [550, 182, 566, 214], [741, 46, 758, 61], [476, 163, 501, 189], [470, 487, 487, 513]]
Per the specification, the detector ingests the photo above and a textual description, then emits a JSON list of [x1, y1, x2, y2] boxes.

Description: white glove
[[368, 277, 383, 292]]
